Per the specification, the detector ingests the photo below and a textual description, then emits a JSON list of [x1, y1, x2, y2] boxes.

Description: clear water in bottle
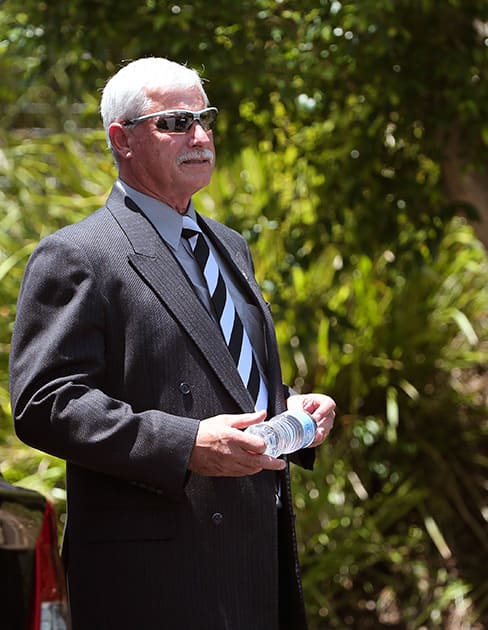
[[245, 410, 316, 457]]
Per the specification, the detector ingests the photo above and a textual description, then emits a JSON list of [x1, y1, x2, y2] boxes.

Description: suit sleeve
[[9, 234, 200, 496]]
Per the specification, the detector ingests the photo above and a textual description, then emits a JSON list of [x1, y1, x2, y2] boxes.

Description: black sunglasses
[[123, 107, 218, 132]]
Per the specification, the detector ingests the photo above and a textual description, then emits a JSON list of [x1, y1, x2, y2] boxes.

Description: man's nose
[[189, 121, 211, 143]]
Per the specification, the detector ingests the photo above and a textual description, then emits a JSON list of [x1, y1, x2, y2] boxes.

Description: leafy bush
[[289, 222, 488, 628]]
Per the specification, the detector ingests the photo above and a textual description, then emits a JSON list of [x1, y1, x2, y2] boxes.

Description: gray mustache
[[177, 149, 215, 165]]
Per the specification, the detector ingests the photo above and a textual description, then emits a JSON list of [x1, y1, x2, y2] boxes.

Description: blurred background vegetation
[[1, 0, 487, 627]]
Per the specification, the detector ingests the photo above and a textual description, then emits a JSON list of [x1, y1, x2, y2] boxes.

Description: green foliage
[[289, 225, 488, 628], [1, 0, 488, 626]]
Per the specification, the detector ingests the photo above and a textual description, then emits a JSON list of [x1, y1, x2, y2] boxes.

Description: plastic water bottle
[[245, 410, 316, 457]]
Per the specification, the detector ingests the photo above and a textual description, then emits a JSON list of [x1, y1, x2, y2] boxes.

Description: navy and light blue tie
[[182, 216, 268, 412]]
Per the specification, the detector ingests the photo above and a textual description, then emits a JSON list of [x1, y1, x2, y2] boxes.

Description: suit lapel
[[106, 187, 254, 412]]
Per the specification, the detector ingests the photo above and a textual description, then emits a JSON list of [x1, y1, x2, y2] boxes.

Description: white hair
[[100, 57, 209, 150]]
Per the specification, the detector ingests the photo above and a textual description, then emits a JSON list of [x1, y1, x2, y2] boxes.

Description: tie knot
[[181, 227, 198, 240], [181, 216, 201, 240]]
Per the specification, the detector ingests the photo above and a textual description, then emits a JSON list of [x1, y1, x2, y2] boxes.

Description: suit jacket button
[[211, 512, 223, 526], [179, 382, 191, 395]]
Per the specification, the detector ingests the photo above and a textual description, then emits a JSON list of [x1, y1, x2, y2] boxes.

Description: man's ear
[[109, 123, 133, 161]]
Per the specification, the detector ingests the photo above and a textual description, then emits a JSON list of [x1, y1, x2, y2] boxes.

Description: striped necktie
[[181, 216, 268, 412]]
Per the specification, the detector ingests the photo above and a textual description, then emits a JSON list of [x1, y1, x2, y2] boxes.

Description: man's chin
[[180, 160, 213, 170], [179, 164, 213, 184]]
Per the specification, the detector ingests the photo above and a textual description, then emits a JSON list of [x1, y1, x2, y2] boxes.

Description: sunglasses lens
[[156, 114, 193, 132], [201, 109, 217, 131], [174, 114, 194, 132]]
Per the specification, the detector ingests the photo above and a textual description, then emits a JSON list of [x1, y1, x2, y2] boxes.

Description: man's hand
[[188, 410, 286, 477], [286, 393, 336, 447]]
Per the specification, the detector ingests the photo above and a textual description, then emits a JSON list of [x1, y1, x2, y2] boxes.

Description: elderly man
[[9, 57, 335, 630]]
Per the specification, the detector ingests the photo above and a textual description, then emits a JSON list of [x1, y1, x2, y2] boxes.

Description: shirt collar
[[116, 179, 197, 251]]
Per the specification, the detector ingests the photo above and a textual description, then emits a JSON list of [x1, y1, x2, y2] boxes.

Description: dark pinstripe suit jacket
[[9, 184, 313, 630]]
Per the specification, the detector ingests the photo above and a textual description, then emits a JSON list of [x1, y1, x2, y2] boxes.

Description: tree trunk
[[442, 127, 488, 248]]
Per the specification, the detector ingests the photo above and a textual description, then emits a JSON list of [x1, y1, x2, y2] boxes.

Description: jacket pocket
[[73, 506, 182, 542]]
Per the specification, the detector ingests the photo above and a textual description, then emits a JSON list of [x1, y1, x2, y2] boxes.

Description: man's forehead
[[145, 85, 206, 110]]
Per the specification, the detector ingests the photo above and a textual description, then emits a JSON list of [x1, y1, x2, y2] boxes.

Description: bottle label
[[245, 409, 317, 456], [286, 410, 316, 448]]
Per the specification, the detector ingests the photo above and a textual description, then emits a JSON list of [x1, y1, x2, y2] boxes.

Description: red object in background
[[29, 501, 70, 630]]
